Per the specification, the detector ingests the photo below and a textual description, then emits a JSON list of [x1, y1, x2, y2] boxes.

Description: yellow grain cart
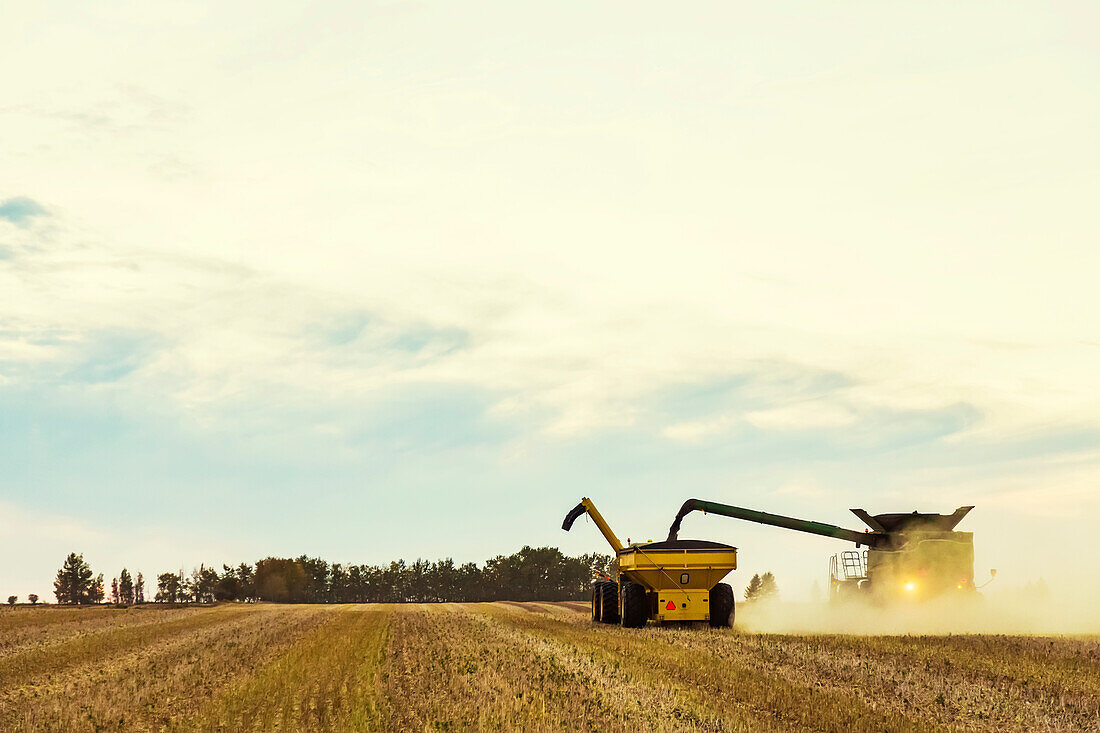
[[562, 498, 738, 627]]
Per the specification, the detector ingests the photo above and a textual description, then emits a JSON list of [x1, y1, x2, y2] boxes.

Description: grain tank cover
[[625, 539, 735, 552], [852, 506, 973, 533]]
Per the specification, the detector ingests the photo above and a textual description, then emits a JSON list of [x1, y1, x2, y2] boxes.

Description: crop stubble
[[0, 602, 1096, 732]]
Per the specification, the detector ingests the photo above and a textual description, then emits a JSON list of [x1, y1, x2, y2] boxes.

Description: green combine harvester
[[668, 498, 981, 602]]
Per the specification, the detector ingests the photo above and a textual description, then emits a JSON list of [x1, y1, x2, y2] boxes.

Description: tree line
[[46, 547, 613, 605]]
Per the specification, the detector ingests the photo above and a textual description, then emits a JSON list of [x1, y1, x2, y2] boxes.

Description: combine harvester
[[667, 498, 984, 602], [563, 498, 738, 627]]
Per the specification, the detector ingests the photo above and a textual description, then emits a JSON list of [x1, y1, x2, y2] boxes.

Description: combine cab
[[829, 549, 868, 599], [563, 498, 738, 627]]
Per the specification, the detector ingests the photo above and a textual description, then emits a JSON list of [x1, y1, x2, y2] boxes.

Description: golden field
[[0, 602, 1097, 732]]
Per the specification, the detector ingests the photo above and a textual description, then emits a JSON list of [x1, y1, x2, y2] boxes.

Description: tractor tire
[[709, 583, 735, 628], [599, 581, 620, 624], [620, 581, 648, 628], [591, 583, 604, 622]]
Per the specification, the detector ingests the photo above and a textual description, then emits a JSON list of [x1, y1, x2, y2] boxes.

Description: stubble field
[[0, 602, 1097, 732]]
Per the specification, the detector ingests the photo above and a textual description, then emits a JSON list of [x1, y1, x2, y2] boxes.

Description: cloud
[[661, 415, 738, 442], [745, 402, 857, 431], [0, 196, 47, 227], [63, 329, 163, 384], [311, 310, 470, 361], [390, 325, 468, 356], [655, 367, 856, 443], [315, 311, 371, 346], [0, 328, 162, 386], [345, 382, 512, 453]]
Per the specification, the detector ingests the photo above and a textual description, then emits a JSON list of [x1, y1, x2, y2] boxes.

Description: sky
[[2, 1, 1098, 601]]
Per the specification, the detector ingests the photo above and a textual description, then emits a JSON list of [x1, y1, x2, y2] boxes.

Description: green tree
[[254, 558, 310, 602], [119, 569, 134, 605], [235, 564, 255, 601], [155, 572, 182, 603], [746, 572, 778, 601], [7, 595, 15, 605], [134, 572, 145, 604], [54, 553, 96, 604], [215, 565, 239, 601], [295, 556, 330, 602], [110, 577, 119, 604], [28, 594, 38, 605], [90, 573, 105, 604], [758, 572, 779, 600], [744, 573, 762, 601], [194, 566, 219, 603]]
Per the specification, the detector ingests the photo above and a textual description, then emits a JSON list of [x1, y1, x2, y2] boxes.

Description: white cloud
[[661, 415, 738, 443], [746, 401, 857, 431]]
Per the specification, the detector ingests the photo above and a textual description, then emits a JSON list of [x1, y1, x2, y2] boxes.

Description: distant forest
[[46, 547, 615, 605]]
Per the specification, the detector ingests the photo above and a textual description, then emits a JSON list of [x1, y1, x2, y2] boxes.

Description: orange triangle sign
[[665, 600, 676, 610]]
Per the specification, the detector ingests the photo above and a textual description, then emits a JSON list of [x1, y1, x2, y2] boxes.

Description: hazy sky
[[2, 2, 1098, 600]]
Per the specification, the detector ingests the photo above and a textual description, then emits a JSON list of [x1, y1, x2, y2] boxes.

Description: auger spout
[[668, 498, 884, 547]]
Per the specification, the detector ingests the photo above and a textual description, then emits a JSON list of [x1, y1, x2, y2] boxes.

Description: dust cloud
[[735, 586, 1100, 635]]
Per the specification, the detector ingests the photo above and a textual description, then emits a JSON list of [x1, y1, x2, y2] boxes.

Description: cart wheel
[[599, 581, 620, 624], [591, 583, 602, 622], [709, 583, 735, 628], [620, 581, 648, 628]]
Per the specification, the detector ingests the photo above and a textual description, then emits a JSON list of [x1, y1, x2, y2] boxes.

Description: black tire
[[599, 581, 620, 624], [620, 581, 648, 628], [709, 583, 735, 628], [591, 582, 603, 622]]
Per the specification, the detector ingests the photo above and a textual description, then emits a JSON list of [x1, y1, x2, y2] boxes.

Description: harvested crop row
[[383, 603, 654, 732], [6, 602, 1097, 733], [175, 605, 389, 732], [654, 629, 1100, 732], [0, 604, 335, 732], [0, 605, 215, 656], [0, 606, 135, 633], [500, 603, 1100, 733], [455, 603, 761, 732], [658, 629, 1051, 732], [477, 603, 938, 733], [0, 604, 255, 690], [804, 633, 1100, 697]]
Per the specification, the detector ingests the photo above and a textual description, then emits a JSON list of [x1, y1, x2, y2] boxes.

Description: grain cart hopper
[[667, 499, 977, 602], [562, 498, 738, 627]]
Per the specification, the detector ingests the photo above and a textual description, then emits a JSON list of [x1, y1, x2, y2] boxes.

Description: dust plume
[[736, 585, 1100, 635]]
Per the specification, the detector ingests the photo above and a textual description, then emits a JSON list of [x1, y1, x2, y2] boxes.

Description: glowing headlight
[[903, 581, 917, 594]]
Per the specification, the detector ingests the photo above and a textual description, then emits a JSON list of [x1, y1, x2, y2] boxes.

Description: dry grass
[[384, 603, 639, 731], [179, 605, 390, 732], [0, 604, 332, 732], [0, 605, 203, 656], [1, 602, 1096, 732]]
